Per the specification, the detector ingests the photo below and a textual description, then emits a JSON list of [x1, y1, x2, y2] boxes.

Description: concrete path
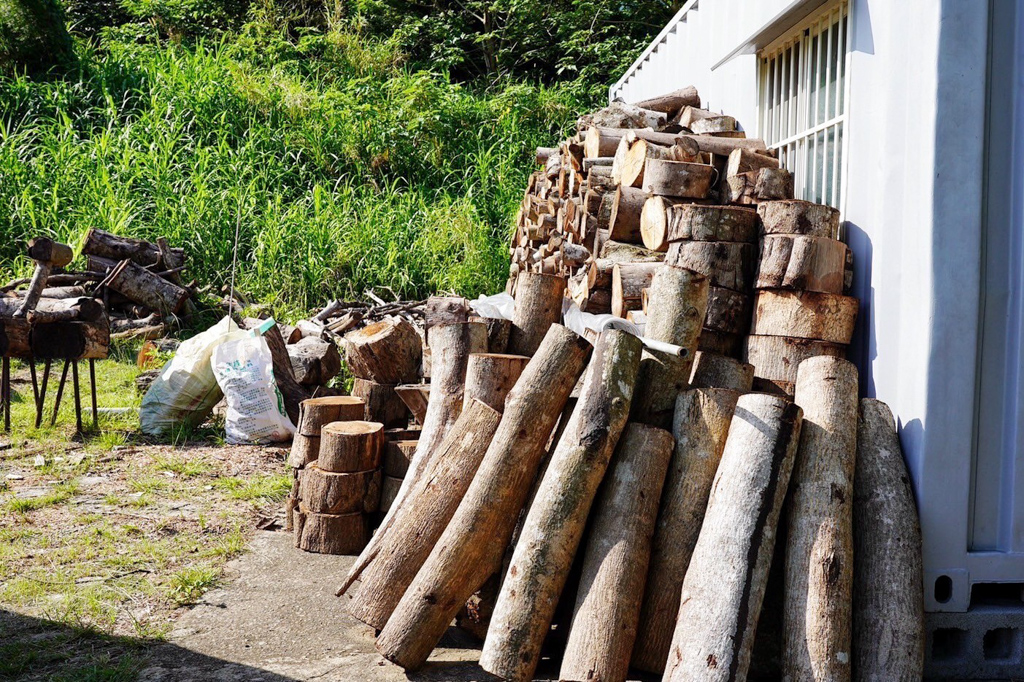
[[137, 530, 497, 682]]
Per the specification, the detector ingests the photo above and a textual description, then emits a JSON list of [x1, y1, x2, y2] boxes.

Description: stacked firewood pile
[[328, 87, 924, 682]]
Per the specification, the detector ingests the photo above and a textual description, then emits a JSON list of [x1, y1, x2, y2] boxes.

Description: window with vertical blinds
[[759, 1, 850, 209]]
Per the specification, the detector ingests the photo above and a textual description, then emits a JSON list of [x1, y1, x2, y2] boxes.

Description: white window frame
[[757, 1, 852, 211]]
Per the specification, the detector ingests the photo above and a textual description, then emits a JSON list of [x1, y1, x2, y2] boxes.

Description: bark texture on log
[[299, 464, 382, 515], [853, 399, 925, 682], [82, 228, 183, 267], [704, 286, 752, 335], [345, 399, 502, 629], [297, 396, 365, 436], [463, 353, 529, 413], [642, 160, 715, 199], [343, 317, 422, 384], [612, 262, 661, 318], [689, 351, 754, 392], [288, 337, 342, 386], [632, 265, 709, 428], [383, 439, 417, 477], [351, 378, 409, 428], [394, 384, 429, 425], [374, 324, 591, 671], [632, 389, 739, 674], [644, 203, 759, 252], [609, 185, 648, 243], [508, 272, 567, 356], [756, 235, 849, 294], [783, 357, 859, 682], [481, 330, 642, 682], [294, 504, 369, 555], [635, 86, 700, 114], [317, 420, 384, 473], [106, 259, 190, 314], [288, 435, 321, 469], [758, 200, 841, 239], [752, 290, 858, 344], [664, 393, 803, 682], [666, 240, 756, 292], [561, 423, 674, 682], [28, 320, 109, 360], [745, 334, 847, 385]]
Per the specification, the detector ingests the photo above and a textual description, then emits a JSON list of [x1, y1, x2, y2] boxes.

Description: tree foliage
[[0, 0, 75, 74]]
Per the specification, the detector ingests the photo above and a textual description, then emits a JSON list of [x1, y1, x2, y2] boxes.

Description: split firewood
[[463, 353, 529, 412], [508, 272, 566, 356], [343, 317, 422, 384], [481, 330, 642, 682], [642, 159, 715, 198], [294, 504, 368, 555], [634, 86, 700, 115], [751, 290, 858, 344], [758, 199, 841, 238], [642, 201, 759, 251], [105, 259, 191, 315], [666, 240, 756, 291], [561, 422, 674, 682], [351, 379, 409, 427], [612, 262, 660, 317], [631, 265, 709, 428], [394, 384, 429, 425], [853, 399, 925, 681], [688, 350, 754, 392], [783, 357, 859, 681], [299, 464, 381, 515], [374, 325, 591, 671], [689, 115, 737, 134], [317, 420, 384, 473], [757, 235, 850, 294], [609, 185, 648, 243], [663, 393, 803, 682], [632, 389, 739, 674], [345, 399, 503, 629], [287, 337, 342, 386]]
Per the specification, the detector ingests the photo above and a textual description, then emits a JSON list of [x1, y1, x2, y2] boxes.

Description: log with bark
[[374, 324, 591, 670], [508, 272, 567, 356], [394, 384, 429, 425], [632, 388, 740, 674], [634, 86, 701, 115], [296, 396, 365, 436], [619, 137, 701, 189], [480, 331, 642, 682], [611, 262, 660, 317], [756, 235, 850, 294], [726, 147, 780, 177], [663, 393, 803, 682], [783, 357, 859, 681], [105, 259, 191, 315], [666, 240, 756, 292], [344, 399, 503, 629], [463, 353, 529, 412], [744, 334, 847, 395], [560, 422, 674, 682], [299, 464, 382, 515], [726, 168, 794, 204], [758, 199, 841, 238], [317, 420, 384, 473], [13, 319, 110, 360], [642, 159, 715, 198], [641, 201, 759, 252], [608, 185, 648, 243], [82, 228, 185, 267], [853, 399, 925, 681], [383, 439, 417, 478], [13, 238, 75, 318], [688, 350, 754, 392], [704, 286, 752, 336], [751, 290, 858, 344], [294, 504, 369, 554], [343, 317, 422, 384], [287, 337, 342, 386], [351, 378, 409, 428]]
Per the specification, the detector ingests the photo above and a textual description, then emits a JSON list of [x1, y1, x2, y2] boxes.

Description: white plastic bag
[[140, 317, 247, 436], [470, 292, 515, 320], [211, 334, 295, 445]]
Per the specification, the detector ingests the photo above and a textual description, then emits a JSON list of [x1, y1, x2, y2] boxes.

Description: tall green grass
[[0, 26, 590, 311]]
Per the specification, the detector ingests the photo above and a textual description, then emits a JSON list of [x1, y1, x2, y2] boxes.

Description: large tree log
[[752, 290, 859, 344], [611, 262, 660, 317], [26, 319, 109, 360], [642, 160, 715, 198], [757, 235, 850, 294], [620, 138, 701, 189], [317, 420, 384, 473], [464, 353, 529, 412], [704, 286, 752, 335], [351, 378, 409, 428], [783, 357, 859, 681], [344, 399, 503, 628], [853, 399, 925, 681], [632, 388, 739, 674], [727, 147, 780, 177], [663, 393, 803, 682], [287, 337, 342, 386], [343, 317, 421, 384], [480, 330, 642, 682], [508, 272, 567, 356], [678, 134, 769, 156], [470, 315, 512, 354], [641, 200, 758, 252], [584, 127, 678, 159], [635, 86, 701, 115], [689, 351, 754, 392], [105, 259, 190, 314], [0, 317, 32, 358], [374, 324, 591, 670], [725, 168, 794, 204], [296, 396, 365, 436], [299, 464, 382, 515], [758, 200, 841, 238], [294, 504, 369, 555], [744, 334, 847, 387], [1, 295, 103, 324], [383, 439, 417, 477], [689, 115, 736, 134], [631, 265, 709, 429], [82, 228, 184, 267], [666, 241, 756, 292], [609, 185, 648, 243], [561, 423, 674, 682]]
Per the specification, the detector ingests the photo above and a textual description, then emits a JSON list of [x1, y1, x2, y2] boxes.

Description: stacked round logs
[[294, 419, 384, 554], [745, 200, 858, 396], [343, 317, 421, 427], [286, 396, 365, 530]]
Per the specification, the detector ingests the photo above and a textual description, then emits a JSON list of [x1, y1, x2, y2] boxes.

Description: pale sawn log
[[317, 420, 384, 473], [296, 396, 365, 437], [343, 317, 422, 384], [508, 272, 567, 356], [374, 324, 591, 671], [394, 384, 429, 425], [641, 200, 758, 252], [105, 259, 190, 314], [634, 86, 701, 115], [480, 330, 642, 682], [666, 240, 756, 292], [632, 388, 739, 674], [744, 334, 847, 385], [757, 199, 841, 239], [853, 399, 925, 681], [299, 464, 382, 515], [751, 290, 859, 344], [612, 262, 660, 317], [704, 286, 752, 335], [609, 185, 648, 243], [560, 423, 674, 682], [294, 503, 369, 555], [642, 159, 715, 199], [463, 353, 530, 412], [663, 393, 803, 682], [756, 235, 850, 294], [688, 350, 754, 392]]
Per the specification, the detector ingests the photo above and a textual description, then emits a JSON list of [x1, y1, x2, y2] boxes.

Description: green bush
[[0, 0, 75, 74]]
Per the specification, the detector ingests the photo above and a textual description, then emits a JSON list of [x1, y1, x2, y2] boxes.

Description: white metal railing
[[609, 0, 700, 103]]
